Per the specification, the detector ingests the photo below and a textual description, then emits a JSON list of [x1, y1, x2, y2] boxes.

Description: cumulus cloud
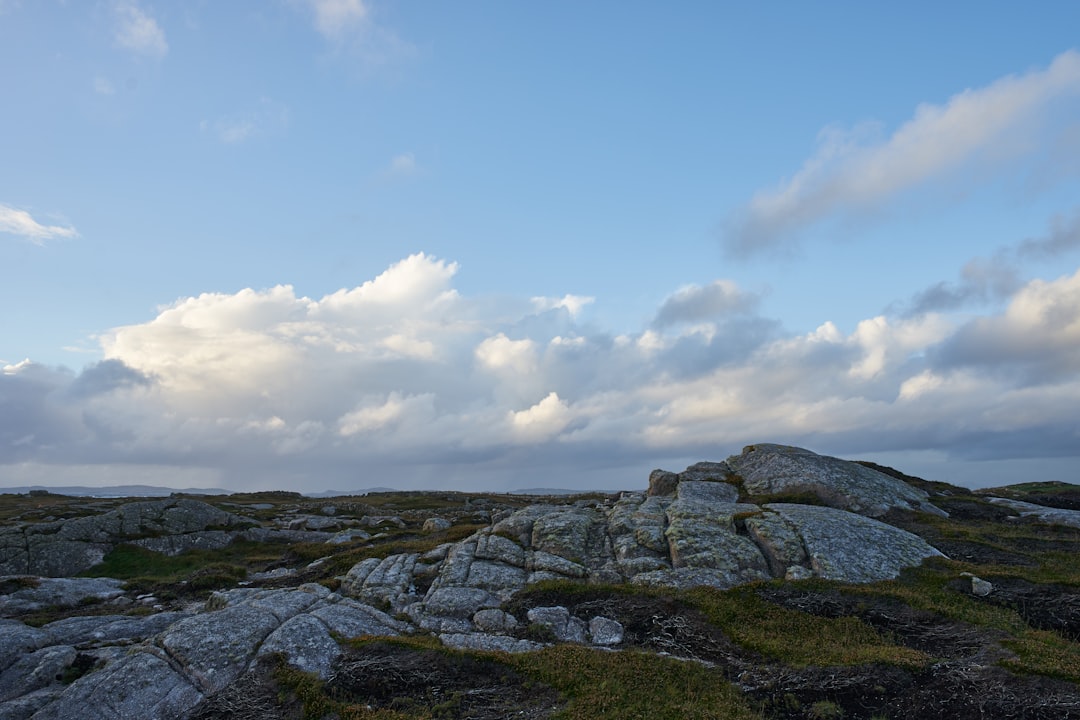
[[113, 1, 168, 59], [530, 294, 594, 318], [296, 0, 413, 69], [0, 204, 78, 244], [4, 252, 1080, 491], [726, 50, 1080, 256], [652, 281, 760, 328]]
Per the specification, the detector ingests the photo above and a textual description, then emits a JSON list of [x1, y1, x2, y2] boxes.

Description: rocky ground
[[1, 443, 1079, 719]]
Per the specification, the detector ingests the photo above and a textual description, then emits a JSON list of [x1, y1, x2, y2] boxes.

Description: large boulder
[[725, 444, 945, 517]]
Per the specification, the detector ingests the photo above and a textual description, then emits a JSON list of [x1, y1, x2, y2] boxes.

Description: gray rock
[[675, 480, 739, 505], [647, 469, 680, 497], [341, 553, 419, 612], [962, 572, 994, 597], [310, 599, 408, 639], [464, 560, 527, 598], [588, 616, 623, 646], [0, 621, 47, 673], [422, 518, 452, 533], [726, 444, 945, 518], [474, 533, 525, 567], [0, 686, 63, 720], [161, 604, 280, 694], [663, 500, 770, 585], [258, 614, 340, 678], [0, 645, 76, 703], [678, 461, 735, 484], [421, 587, 500, 618], [526, 606, 587, 644], [0, 578, 125, 617], [472, 608, 518, 634], [40, 612, 186, 647], [439, 633, 543, 654], [986, 497, 1080, 529], [130, 531, 237, 557], [743, 511, 807, 577], [31, 649, 203, 720], [767, 504, 944, 583]]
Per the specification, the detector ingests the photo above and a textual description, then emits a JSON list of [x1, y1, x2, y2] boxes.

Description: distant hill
[[0, 485, 230, 498]]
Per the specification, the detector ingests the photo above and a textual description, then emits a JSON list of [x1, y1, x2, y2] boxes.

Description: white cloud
[[306, 0, 368, 41], [93, 76, 116, 95], [4, 252, 1080, 491], [531, 294, 595, 318], [0, 204, 78, 245], [652, 281, 759, 328], [728, 49, 1080, 256], [202, 98, 290, 144], [113, 1, 168, 59], [389, 152, 416, 175]]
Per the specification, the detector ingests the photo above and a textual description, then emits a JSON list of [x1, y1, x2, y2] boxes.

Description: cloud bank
[[3, 252, 1079, 491], [726, 50, 1080, 256]]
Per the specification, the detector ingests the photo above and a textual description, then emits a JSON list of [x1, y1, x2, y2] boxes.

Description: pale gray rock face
[[588, 616, 624, 646], [986, 497, 1080, 529], [130, 531, 236, 556], [676, 480, 739, 505], [258, 615, 340, 678], [0, 646, 76, 703], [725, 443, 945, 518], [40, 613, 186, 647], [472, 608, 518, 634], [663, 500, 770, 586], [339, 553, 419, 612], [161, 605, 280, 694], [30, 650, 204, 720], [422, 517, 452, 533], [527, 606, 586, 644], [0, 621, 47, 674], [0, 686, 62, 720], [439, 633, 543, 654], [0, 499, 249, 577], [765, 504, 944, 583], [0, 578, 125, 618], [309, 599, 409, 638]]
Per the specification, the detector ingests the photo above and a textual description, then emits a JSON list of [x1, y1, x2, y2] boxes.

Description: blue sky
[[2, 1, 1080, 492]]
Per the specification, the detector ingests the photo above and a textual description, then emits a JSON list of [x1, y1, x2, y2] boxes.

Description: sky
[[2, 1, 1080, 493]]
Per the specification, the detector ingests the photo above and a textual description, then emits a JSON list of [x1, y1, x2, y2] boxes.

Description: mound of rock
[[0, 443, 956, 719], [0, 500, 252, 578]]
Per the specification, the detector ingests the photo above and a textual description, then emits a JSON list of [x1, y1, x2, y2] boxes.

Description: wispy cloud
[[726, 50, 1080, 257], [201, 98, 290, 144], [902, 208, 1080, 315], [388, 152, 417, 175], [0, 203, 78, 245], [296, 0, 414, 71], [113, 1, 168, 59], [93, 76, 117, 95]]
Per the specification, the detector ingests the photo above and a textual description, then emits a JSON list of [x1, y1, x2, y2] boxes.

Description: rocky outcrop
[[985, 497, 1080, 529], [338, 445, 944, 633], [0, 500, 251, 578], [725, 444, 945, 517], [0, 442, 955, 718]]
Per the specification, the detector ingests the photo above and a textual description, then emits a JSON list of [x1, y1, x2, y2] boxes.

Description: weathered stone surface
[[647, 469, 680, 497], [588, 616, 624, 646], [0, 500, 248, 578], [0, 578, 125, 617], [663, 500, 770, 585], [339, 553, 418, 611], [676, 480, 739, 505], [986, 497, 1080, 529], [31, 650, 204, 720], [0, 621, 47, 674], [130, 531, 236, 556], [679, 461, 735, 484], [161, 605, 280, 694], [309, 598, 408, 638], [40, 612, 186, 647], [766, 503, 944, 583], [439, 633, 543, 654], [744, 511, 807, 577], [726, 444, 945, 518], [257, 614, 340, 678], [0, 686, 62, 720], [472, 608, 518, 634], [421, 588, 499, 618], [526, 551, 588, 579], [464, 560, 527, 598], [0, 645, 76, 703], [474, 533, 525, 567], [527, 606, 586, 644], [422, 517, 452, 533]]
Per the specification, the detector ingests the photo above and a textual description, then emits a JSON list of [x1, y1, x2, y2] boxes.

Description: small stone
[[423, 518, 452, 534], [588, 616, 623, 646]]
